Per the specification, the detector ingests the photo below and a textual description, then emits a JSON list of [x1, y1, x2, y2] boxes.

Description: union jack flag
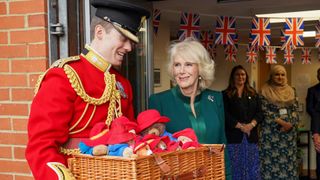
[[153, 9, 161, 36], [248, 33, 263, 52], [224, 45, 237, 62], [265, 46, 277, 64], [283, 18, 304, 49], [250, 18, 271, 48], [233, 32, 238, 45], [211, 44, 217, 59], [215, 16, 236, 45], [200, 30, 214, 50], [246, 45, 258, 63], [178, 12, 200, 41], [280, 29, 286, 45], [301, 48, 311, 64], [200, 30, 215, 58], [284, 45, 294, 64], [232, 33, 239, 52], [316, 20, 320, 48]]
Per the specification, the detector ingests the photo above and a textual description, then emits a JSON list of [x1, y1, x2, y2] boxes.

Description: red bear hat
[[133, 137, 149, 154], [137, 109, 170, 133], [107, 117, 137, 145], [172, 128, 198, 142], [142, 134, 161, 151], [82, 116, 137, 146], [110, 116, 138, 134], [82, 122, 111, 146]]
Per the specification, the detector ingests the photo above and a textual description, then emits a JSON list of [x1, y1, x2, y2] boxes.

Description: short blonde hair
[[167, 37, 215, 90]]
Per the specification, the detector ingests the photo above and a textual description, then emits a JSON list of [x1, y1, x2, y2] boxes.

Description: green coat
[[148, 86, 232, 180]]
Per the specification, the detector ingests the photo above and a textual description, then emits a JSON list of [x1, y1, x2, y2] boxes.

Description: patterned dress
[[259, 95, 299, 180]]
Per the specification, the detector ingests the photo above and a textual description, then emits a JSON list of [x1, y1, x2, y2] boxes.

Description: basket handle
[[208, 144, 225, 156], [161, 165, 207, 180], [154, 154, 171, 175]]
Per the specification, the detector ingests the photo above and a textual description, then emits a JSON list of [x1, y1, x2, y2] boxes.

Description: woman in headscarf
[[259, 65, 299, 180]]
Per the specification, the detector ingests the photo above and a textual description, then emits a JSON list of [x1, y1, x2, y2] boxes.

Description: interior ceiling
[[151, 0, 320, 46]]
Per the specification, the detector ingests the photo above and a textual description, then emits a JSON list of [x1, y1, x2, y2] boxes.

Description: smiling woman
[[223, 65, 263, 180], [148, 37, 232, 180], [259, 65, 299, 179]]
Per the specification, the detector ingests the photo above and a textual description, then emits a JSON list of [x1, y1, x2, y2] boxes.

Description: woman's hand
[[313, 134, 320, 153], [236, 122, 253, 136], [275, 118, 292, 132]]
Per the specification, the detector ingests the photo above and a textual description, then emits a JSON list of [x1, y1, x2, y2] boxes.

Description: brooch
[[116, 81, 127, 98], [208, 95, 215, 102]]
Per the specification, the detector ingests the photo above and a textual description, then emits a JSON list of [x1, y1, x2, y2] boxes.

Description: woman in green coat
[[148, 38, 231, 180]]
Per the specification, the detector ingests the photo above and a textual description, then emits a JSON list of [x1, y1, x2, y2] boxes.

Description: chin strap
[[47, 162, 76, 180]]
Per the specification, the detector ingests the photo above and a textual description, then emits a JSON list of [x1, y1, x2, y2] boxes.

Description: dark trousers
[[317, 152, 320, 180]]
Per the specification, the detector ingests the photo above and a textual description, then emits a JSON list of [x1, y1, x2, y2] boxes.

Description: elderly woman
[[223, 65, 262, 180], [148, 38, 231, 179], [259, 65, 299, 179]]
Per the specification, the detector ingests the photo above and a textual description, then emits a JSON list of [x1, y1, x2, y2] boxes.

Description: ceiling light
[[256, 10, 320, 23]]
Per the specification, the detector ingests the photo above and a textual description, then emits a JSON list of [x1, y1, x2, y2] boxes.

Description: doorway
[[47, 0, 153, 116]]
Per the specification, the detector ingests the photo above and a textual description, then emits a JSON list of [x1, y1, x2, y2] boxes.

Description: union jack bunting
[[280, 29, 286, 45], [211, 44, 217, 59], [250, 18, 271, 48], [215, 16, 236, 45], [224, 45, 237, 62], [301, 48, 311, 64], [153, 9, 161, 36], [233, 33, 239, 51], [316, 20, 320, 48], [283, 18, 304, 49], [200, 30, 214, 50], [234, 32, 238, 45], [200, 30, 215, 58], [265, 46, 277, 64], [246, 45, 258, 63], [284, 45, 294, 64], [248, 33, 263, 52], [178, 12, 200, 41]]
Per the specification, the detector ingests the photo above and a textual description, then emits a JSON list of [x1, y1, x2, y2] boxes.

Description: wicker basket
[[68, 144, 225, 180]]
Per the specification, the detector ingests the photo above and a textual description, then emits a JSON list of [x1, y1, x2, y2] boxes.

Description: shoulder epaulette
[[51, 55, 80, 68], [34, 56, 80, 96]]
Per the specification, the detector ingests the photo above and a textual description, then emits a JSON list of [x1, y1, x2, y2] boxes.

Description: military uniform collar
[[81, 44, 111, 72]]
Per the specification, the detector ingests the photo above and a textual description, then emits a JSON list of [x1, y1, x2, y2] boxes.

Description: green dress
[[148, 86, 232, 180]]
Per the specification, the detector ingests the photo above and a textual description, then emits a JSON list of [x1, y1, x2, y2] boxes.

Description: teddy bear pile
[[78, 109, 201, 158]]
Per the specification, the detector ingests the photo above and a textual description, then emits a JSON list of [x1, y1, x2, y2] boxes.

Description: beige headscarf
[[261, 65, 295, 107]]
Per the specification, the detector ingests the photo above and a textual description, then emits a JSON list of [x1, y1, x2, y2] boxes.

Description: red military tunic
[[26, 46, 135, 179]]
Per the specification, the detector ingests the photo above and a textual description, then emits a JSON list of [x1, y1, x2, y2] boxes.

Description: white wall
[[153, 19, 171, 93]]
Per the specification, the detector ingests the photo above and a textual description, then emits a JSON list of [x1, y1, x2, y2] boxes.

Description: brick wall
[[0, 0, 48, 179]]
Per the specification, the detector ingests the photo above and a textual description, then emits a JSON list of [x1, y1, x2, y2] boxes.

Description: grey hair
[[167, 37, 215, 90]]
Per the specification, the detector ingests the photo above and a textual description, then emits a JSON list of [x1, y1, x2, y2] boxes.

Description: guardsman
[[25, 0, 150, 179]]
